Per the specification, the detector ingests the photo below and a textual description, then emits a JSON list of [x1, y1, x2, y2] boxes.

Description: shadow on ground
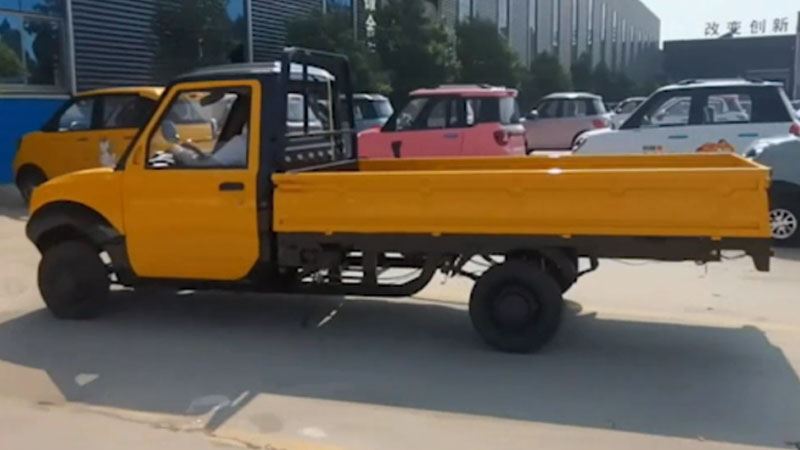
[[0, 291, 797, 448], [0, 185, 26, 221], [774, 247, 800, 262]]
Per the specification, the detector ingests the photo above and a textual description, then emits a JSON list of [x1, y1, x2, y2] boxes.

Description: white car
[[610, 96, 646, 128], [524, 92, 612, 152], [747, 135, 800, 246], [574, 79, 800, 155]]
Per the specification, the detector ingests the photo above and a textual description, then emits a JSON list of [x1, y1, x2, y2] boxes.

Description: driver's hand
[[169, 144, 200, 165], [148, 151, 175, 168]]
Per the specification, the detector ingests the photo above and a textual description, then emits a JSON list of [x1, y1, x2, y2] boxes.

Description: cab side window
[[147, 87, 250, 169], [55, 97, 96, 132], [100, 95, 156, 129]]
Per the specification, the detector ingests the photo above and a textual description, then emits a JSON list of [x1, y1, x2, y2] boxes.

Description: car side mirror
[[526, 111, 539, 121], [161, 120, 180, 144]]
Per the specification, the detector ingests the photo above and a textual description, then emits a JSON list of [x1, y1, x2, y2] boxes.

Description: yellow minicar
[[13, 86, 163, 203], [25, 49, 773, 354]]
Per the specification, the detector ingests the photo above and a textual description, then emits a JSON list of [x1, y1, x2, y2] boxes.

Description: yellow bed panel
[[273, 154, 771, 239]]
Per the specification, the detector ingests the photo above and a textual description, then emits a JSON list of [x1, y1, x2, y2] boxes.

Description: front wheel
[[469, 261, 564, 353], [38, 241, 110, 319], [770, 198, 800, 247]]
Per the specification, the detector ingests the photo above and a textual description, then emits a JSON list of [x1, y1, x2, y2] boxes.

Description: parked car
[[13, 86, 163, 203], [354, 93, 393, 132], [573, 79, 800, 155], [359, 85, 526, 159], [611, 96, 647, 128], [747, 135, 800, 246], [524, 92, 612, 152]]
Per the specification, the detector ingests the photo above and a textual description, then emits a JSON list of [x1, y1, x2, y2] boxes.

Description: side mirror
[[526, 111, 539, 121], [161, 120, 180, 144]]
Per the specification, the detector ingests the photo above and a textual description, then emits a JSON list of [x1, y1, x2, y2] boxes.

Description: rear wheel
[[16, 167, 47, 205], [469, 261, 564, 353], [38, 240, 110, 319], [770, 197, 800, 247]]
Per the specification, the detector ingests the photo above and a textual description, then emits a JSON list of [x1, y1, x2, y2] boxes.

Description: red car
[[358, 85, 527, 159]]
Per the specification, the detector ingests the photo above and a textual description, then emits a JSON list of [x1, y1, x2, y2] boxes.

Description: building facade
[[663, 35, 798, 97], [455, 0, 660, 80]]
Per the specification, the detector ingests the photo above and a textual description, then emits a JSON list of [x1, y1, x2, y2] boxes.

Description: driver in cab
[[150, 94, 249, 168]]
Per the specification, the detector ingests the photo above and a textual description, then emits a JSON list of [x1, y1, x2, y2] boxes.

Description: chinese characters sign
[[705, 17, 791, 37]]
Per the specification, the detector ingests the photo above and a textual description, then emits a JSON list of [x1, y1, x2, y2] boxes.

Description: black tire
[[770, 197, 800, 247], [469, 261, 564, 353], [16, 167, 47, 205], [38, 240, 110, 319]]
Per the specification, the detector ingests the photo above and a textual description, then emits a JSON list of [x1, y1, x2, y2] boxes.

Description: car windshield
[[356, 99, 393, 119]]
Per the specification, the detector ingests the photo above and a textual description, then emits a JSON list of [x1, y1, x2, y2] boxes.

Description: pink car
[[358, 85, 527, 159]]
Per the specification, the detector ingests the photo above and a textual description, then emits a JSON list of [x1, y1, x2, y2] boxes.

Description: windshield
[[356, 99, 393, 120]]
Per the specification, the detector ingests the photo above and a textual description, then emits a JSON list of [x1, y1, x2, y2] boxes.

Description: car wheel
[[469, 261, 564, 353], [16, 167, 47, 205], [38, 240, 110, 319], [770, 198, 800, 247]]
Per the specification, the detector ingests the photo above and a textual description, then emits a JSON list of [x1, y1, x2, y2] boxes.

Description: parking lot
[[0, 184, 799, 450]]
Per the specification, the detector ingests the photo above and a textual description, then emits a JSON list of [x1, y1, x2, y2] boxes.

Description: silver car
[[354, 94, 393, 133], [524, 93, 612, 152], [611, 96, 647, 128], [747, 135, 800, 246]]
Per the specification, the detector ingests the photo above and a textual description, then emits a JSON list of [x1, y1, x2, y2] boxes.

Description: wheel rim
[[770, 208, 798, 240], [490, 286, 539, 331]]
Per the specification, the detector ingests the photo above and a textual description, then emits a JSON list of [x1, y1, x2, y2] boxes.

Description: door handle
[[391, 141, 402, 159], [219, 182, 245, 192], [668, 134, 689, 140]]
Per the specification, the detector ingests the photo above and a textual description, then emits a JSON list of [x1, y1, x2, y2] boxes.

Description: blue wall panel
[[0, 98, 66, 184]]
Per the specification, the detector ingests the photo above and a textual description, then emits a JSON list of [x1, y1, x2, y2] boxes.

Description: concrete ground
[[1, 184, 799, 450]]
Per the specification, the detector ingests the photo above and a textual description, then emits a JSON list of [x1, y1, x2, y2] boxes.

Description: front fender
[[26, 201, 120, 249]]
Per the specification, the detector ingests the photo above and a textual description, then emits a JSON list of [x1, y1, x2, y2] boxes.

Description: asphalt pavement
[[1, 185, 799, 450]]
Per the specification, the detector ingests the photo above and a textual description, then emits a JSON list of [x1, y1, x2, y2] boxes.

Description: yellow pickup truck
[[25, 49, 772, 353]]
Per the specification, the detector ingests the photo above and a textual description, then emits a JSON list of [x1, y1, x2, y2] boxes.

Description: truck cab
[[26, 49, 773, 354]]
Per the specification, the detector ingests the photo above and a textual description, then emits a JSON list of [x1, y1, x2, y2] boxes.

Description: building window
[[552, 0, 560, 49], [620, 19, 626, 67], [0, 0, 67, 91], [571, 0, 577, 46], [498, 0, 509, 39], [528, 0, 537, 61], [458, 0, 472, 22], [153, 0, 247, 80], [587, 0, 594, 46], [324, 0, 353, 13]]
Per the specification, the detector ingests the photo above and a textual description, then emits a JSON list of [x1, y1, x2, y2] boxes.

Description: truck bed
[[273, 153, 770, 240]]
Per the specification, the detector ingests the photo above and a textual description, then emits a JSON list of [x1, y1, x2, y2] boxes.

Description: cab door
[[96, 95, 157, 166], [122, 80, 261, 281]]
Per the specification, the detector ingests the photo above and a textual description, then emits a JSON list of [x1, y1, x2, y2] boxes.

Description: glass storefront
[[0, 0, 66, 91]]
